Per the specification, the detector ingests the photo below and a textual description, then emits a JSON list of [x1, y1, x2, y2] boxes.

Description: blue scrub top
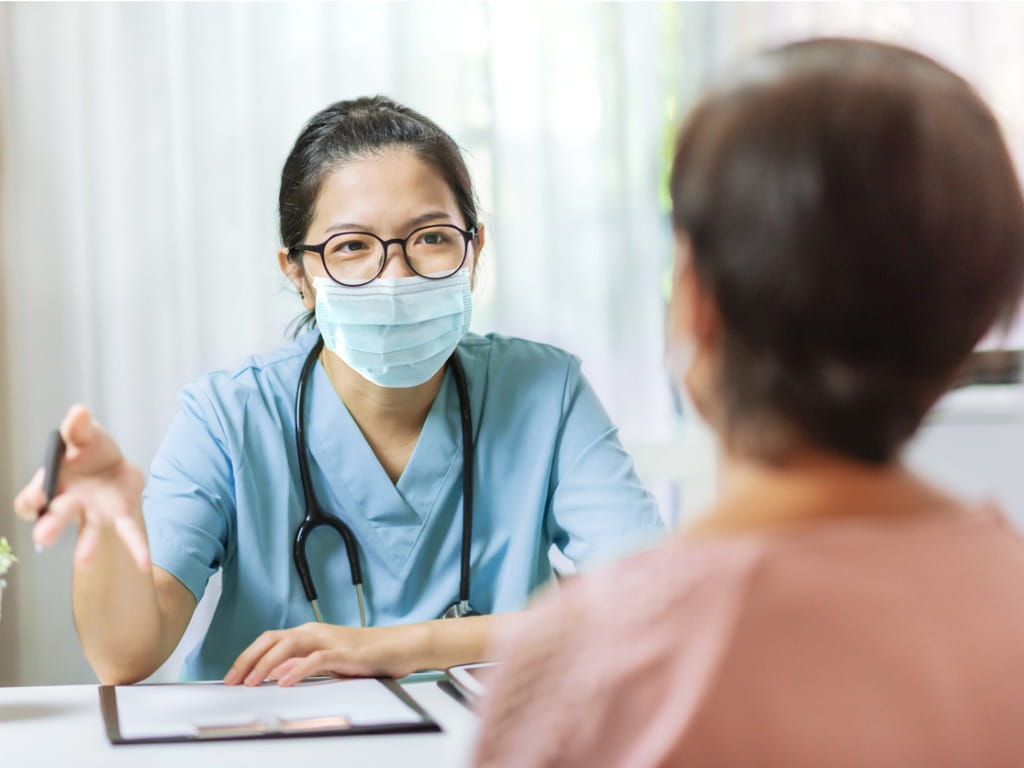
[[144, 330, 663, 680]]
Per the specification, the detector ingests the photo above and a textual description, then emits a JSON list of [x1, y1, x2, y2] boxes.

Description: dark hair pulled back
[[278, 96, 480, 335], [279, 95, 479, 253]]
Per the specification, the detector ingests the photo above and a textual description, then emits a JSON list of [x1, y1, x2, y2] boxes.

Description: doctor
[[15, 96, 663, 685]]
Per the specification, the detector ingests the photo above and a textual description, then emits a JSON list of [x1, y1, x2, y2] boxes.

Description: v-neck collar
[[304, 357, 463, 571]]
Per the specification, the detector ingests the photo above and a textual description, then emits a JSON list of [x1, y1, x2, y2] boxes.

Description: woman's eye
[[419, 231, 446, 246], [331, 239, 367, 255]]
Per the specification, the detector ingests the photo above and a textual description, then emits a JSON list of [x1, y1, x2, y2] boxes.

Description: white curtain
[[2, 1, 1022, 685], [0, 0, 690, 685]]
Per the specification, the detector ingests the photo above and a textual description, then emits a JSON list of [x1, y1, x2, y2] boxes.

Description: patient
[[473, 37, 1024, 767]]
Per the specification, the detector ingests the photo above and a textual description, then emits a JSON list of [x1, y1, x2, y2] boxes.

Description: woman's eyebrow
[[403, 211, 454, 229], [323, 211, 455, 237], [323, 221, 368, 235]]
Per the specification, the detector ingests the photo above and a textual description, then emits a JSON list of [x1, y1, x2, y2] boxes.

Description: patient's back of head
[[671, 37, 1024, 462], [471, 38, 1024, 768], [660, 38, 1024, 764]]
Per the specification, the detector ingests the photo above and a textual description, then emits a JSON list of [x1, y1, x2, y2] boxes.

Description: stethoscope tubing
[[293, 336, 365, 624], [449, 352, 473, 608], [292, 335, 474, 626]]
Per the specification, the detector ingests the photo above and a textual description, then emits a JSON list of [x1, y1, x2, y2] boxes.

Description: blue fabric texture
[[143, 330, 664, 680]]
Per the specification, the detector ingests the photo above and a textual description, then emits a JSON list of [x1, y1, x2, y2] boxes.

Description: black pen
[[39, 429, 66, 518]]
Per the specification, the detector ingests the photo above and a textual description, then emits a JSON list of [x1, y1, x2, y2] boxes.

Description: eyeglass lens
[[323, 225, 467, 285]]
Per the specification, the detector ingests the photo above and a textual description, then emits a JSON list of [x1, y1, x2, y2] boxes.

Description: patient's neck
[[689, 446, 961, 539]]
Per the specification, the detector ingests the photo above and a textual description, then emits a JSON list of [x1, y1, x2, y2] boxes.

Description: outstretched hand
[[13, 404, 150, 571]]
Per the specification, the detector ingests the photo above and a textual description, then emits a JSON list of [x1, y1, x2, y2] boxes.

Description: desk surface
[[0, 677, 478, 768]]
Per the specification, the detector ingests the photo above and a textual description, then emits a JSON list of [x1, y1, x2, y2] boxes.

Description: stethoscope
[[292, 335, 479, 627]]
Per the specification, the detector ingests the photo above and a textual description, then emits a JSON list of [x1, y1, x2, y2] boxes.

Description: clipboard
[[99, 677, 440, 745]]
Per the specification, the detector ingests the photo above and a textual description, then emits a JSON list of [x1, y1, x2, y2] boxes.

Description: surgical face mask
[[314, 268, 472, 388]]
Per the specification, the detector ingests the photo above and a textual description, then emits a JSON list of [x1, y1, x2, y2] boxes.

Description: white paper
[[114, 678, 423, 740]]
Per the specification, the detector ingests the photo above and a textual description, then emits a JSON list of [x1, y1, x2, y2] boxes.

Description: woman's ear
[[474, 224, 486, 256], [278, 248, 315, 311], [468, 224, 485, 274], [467, 224, 486, 291]]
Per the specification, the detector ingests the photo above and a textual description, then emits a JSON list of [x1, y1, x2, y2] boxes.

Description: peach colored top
[[474, 505, 1024, 768]]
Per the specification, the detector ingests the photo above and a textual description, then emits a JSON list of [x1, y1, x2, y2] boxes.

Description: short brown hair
[[670, 38, 1024, 463]]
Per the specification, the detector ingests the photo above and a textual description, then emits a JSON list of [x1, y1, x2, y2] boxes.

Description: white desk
[[0, 676, 478, 768]]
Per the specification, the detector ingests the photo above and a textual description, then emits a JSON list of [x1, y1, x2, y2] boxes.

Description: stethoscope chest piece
[[442, 600, 481, 619]]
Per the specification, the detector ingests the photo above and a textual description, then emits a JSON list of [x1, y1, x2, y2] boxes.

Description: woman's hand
[[12, 404, 149, 571], [225, 622, 430, 687]]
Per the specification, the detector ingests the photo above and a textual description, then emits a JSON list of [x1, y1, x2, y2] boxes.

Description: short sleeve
[[546, 360, 664, 568], [143, 384, 235, 602]]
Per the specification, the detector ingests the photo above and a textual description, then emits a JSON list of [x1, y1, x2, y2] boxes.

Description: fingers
[[225, 630, 291, 686], [14, 406, 104, 522], [266, 657, 300, 683], [243, 632, 313, 687], [13, 469, 46, 521], [276, 651, 348, 687], [273, 628, 390, 685], [28, 486, 150, 572], [60, 404, 125, 474], [112, 515, 152, 573], [275, 645, 384, 686], [226, 625, 388, 688], [62, 404, 94, 458], [33, 493, 84, 550], [226, 624, 336, 687], [73, 515, 150, 571], [73, 515, 103, 567], [13, 405, 148, 570]]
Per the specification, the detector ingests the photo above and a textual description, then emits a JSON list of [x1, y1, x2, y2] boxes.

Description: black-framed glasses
[[290, 224, 478, 287]]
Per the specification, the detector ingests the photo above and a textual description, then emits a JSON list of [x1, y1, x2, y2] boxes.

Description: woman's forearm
[[72, 515, 188, 684], [228, 611, 523, 686], [415, 612, 520, 671]]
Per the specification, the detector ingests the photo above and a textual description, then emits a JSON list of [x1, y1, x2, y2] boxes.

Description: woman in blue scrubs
[[15, 96, 663, 685]]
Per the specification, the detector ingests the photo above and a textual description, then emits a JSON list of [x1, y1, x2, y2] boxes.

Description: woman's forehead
[[310, 146, 461, 235]]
